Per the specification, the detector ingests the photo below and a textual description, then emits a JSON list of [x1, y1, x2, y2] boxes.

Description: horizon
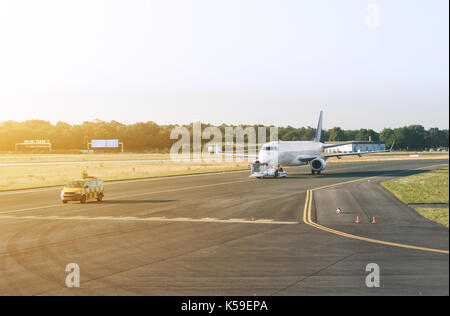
[[1, 117, 448, 133]]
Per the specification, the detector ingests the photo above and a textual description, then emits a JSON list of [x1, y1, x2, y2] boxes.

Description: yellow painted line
[[291, 163, 383, 178], [308, 189, 313, 223], [311, 163, 448, 192], [302, 189, 449, 255], [302, 190, 309, 224]]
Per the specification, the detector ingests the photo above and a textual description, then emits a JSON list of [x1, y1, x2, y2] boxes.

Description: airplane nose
[[258, 152, 269, 164], [258, 152, 265, 163]]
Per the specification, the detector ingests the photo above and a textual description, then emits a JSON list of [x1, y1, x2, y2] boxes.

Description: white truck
[[250, 162, 287, 179]]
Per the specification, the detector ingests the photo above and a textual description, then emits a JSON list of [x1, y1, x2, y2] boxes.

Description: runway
[[0, 159, 448, 295]]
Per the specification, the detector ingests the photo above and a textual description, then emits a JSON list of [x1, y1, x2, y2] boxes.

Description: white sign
[[91, 139, 119, 148], [91, 140, 107, 148], [106, 139, 119, 148], [24, 140, 50, 144]]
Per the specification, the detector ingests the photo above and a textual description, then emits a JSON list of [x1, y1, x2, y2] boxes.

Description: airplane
[[220, 111, 394, 176]]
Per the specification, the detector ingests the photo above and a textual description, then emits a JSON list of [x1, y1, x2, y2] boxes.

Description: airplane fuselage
[[258, 141, 323, 166]]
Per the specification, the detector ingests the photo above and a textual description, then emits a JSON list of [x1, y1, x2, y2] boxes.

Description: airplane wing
[[210, 145, 259, 158], [218, 152, 259, 158]]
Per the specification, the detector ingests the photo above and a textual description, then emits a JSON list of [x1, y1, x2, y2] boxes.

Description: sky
[[0, 0, 448, 131]]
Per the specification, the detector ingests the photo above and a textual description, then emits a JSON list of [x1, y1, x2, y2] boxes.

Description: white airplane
[[233, 111, 394, 176]]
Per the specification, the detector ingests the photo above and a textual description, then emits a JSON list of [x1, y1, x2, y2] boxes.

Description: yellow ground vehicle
[[61, 176, 104, 204]]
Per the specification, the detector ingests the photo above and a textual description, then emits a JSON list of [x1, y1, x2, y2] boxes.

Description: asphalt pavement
[[0, 159, 448, 295]]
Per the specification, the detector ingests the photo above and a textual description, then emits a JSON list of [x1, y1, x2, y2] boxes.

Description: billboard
[[106, 139, 119, 148], [16, 140, 52, 151], [91, 140, 119, 148]]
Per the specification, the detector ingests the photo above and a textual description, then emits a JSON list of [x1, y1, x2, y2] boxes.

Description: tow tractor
[[250, 161, 287, 179]]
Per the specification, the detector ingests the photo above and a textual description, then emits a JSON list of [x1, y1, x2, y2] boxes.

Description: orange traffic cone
[[371, 217, 376, 224], [355, 216, 360, 224]]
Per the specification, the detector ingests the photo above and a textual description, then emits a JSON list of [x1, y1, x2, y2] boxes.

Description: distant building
[[323, 141, 385, 154]]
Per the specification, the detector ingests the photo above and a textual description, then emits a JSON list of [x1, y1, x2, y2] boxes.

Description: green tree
[[328, 127, 345, 141], [380, 128, 395, 148]]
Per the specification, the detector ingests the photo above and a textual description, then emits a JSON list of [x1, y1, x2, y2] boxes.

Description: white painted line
[[255, 219, 275, 222], [0, 215, 298, 225]]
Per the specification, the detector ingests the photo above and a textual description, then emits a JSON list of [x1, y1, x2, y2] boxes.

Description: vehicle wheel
[[311, 170, 315, 175], [97, 194, 103, 202], [317, 171, 321, 175], [62, 200, 68, 204], [80, 195, 87, 204]]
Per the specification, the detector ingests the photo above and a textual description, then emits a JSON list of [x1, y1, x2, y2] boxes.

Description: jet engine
[[310, 157, 327, 173]]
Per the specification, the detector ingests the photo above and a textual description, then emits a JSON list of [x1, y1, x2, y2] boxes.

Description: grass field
[[381, 168, 449, 204], [0, 161, 249, 191], [416, 208, 449, 228], [382, 168, 449, 227], [0, 153, 174, 163]]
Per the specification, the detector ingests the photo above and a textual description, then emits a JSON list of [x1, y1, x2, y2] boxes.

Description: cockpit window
[[263, 146, 278, 151]]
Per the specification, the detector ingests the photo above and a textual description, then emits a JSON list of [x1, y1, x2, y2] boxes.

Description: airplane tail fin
[[314, 111, 323, 142]]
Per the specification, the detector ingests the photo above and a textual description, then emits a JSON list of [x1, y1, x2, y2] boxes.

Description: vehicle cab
[[250, 162, 287, 178], [61, 175, 104, 204]]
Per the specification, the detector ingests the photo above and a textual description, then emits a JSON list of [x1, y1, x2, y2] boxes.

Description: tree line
[[0, 120, 448, 151]]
